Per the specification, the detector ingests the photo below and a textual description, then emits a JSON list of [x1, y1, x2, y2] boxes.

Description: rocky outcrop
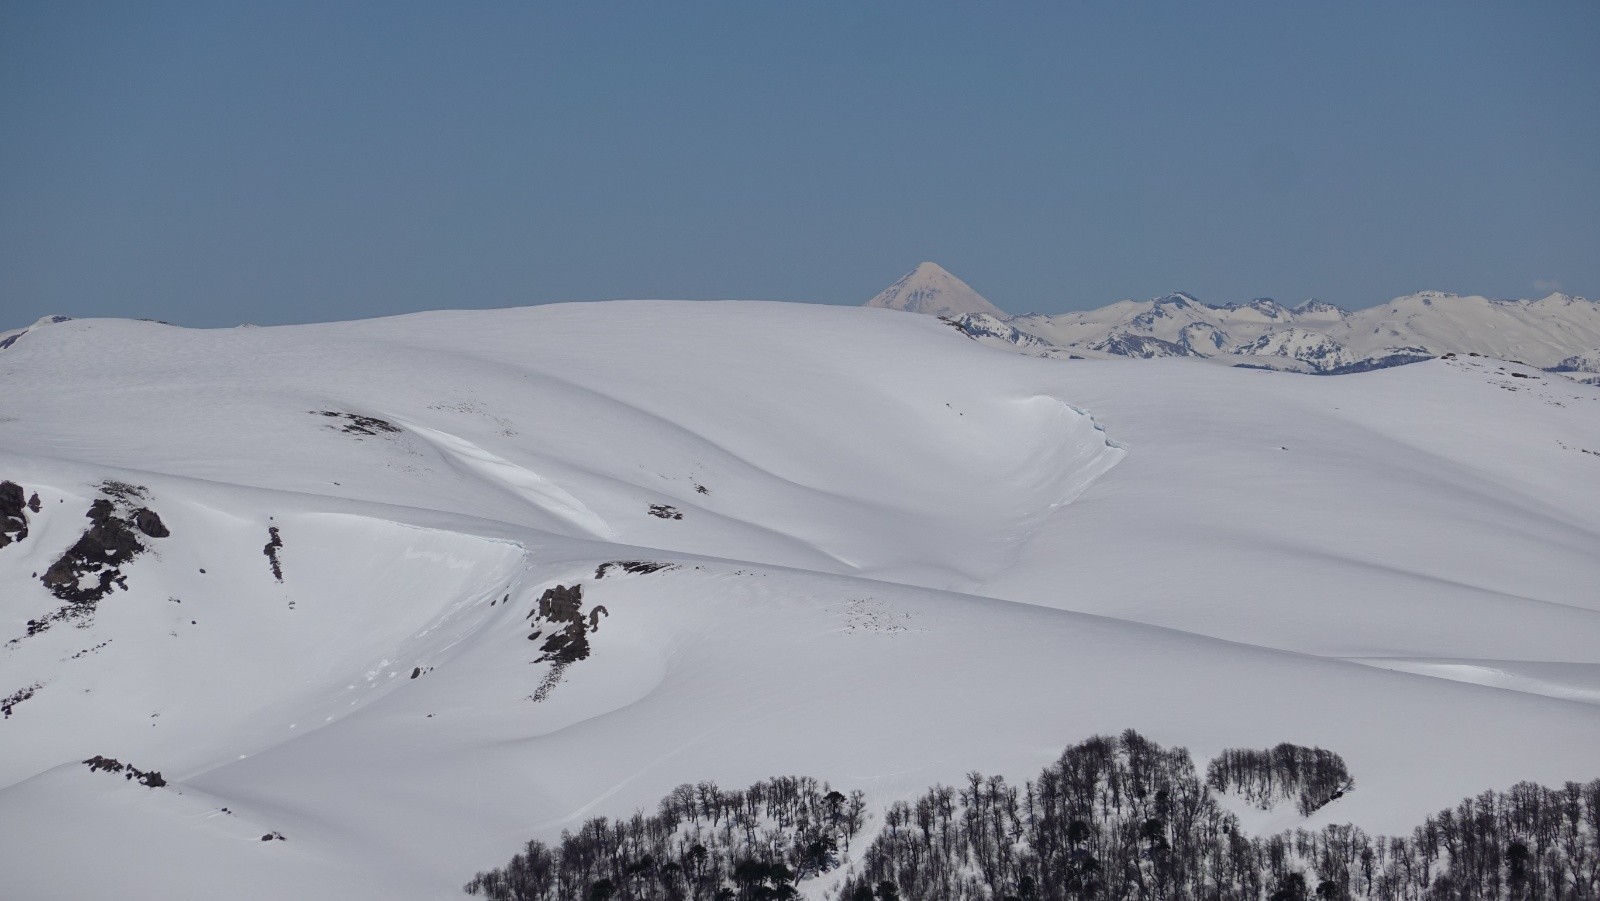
[[23, 482, 170, 639], [0, 481, 29, 548]]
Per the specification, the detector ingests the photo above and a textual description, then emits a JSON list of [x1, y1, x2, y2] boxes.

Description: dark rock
[[530, 584, 591, 664], [263, 526, 284, 581], [132, 508, 169, 538], [595, 560, 674, 579], [40, 499, 148, 605], [84, 755, 126, 774], [0, 482, 27, 545], [0, 481, 23, 517], [27, 493, 40, 512], [3, 683, 41, 718], [311, 411, 401, 436]]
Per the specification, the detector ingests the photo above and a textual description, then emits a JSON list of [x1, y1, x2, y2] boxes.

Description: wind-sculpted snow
[[0, 301, 1597, 900], [403, 421, 618, 540]]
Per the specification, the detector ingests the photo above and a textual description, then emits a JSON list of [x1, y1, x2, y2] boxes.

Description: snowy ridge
[[1, 302, 1599, 900], [0, 315, 73, 351]]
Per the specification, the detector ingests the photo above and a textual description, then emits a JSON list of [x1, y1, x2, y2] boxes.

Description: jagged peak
[[1153, 292, 1202, 307], [1293, 298, 1345, 313]]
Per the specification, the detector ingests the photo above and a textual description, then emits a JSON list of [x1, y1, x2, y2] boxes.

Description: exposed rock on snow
[[594, 560, 677, 579], [312, 410, 402, 436], [526, 583, 606, 701], [0, 315, 72, 351], [39, 484, 167, 608], [83, 755, 167, 788], [0, 301, 1597, 901], [0, 481, 29, 548], [263, 526, 284, 582]]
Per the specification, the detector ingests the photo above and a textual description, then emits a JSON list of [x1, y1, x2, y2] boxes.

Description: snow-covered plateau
[[1, 301, 1598, 899]]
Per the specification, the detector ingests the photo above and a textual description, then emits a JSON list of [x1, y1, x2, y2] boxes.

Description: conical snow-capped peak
[[865, 262, 1006, 318]]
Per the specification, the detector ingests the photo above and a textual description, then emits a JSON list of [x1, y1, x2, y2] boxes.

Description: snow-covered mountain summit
[[0, 315, 73, 350], [864, 262, 1006, 317]]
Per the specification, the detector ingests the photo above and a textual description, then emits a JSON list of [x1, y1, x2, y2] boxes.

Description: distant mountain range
[[866, 265, 1600, 382]]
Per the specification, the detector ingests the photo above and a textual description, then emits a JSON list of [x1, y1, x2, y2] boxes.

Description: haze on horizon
[[2, 1, 1597, 328]]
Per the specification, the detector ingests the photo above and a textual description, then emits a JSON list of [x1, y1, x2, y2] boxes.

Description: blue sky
[[2, 1, 1596, 326]]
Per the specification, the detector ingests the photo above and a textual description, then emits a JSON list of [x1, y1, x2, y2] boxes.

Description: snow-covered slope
[[0, 315, 73, 351], [1334, 291, 1600, 369], [864, 262, 1006, 317], [2, 303, 1599, 900]]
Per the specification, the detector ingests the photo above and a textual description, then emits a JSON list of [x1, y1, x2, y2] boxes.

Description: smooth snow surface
[[2, 302, 1599, 900]]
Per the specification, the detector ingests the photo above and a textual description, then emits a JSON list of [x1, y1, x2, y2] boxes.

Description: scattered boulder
[[82, 755, 167, 788], [132, 508, 169, 538], [648, 504, 683, 520], [2, 683, 41, 718]]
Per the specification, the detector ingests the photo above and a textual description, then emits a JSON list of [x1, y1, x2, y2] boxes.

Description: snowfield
[[1, 301, 1598, 900]]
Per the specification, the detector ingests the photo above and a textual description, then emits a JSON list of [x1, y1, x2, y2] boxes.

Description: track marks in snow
[[836, 597, 919, 635]]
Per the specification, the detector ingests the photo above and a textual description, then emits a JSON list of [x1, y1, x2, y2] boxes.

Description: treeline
[[839, 730, 1247, 901], [464, 775, 867, 900], [466, 731, 1600, 901], [1207, 743, 1352, 816], [840, 731, 1599, 901]]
